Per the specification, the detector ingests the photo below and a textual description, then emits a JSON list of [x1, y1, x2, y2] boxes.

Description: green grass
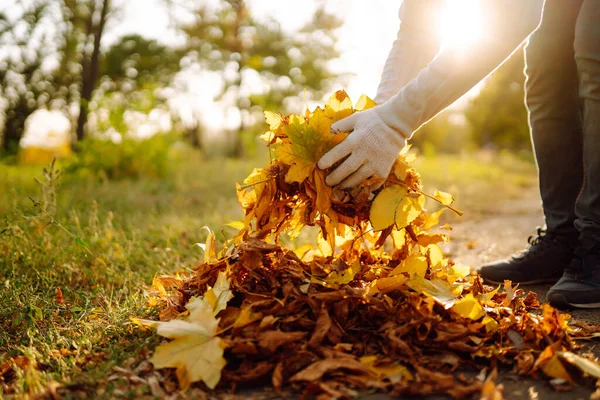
[[0, 147, 537, 398]]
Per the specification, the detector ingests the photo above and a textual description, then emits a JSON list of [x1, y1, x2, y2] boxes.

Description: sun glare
[[439, 0, 483, 50]]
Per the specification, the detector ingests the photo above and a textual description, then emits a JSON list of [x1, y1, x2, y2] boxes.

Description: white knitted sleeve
[[374, 0, 444, 105], [376, 0, 544, 138]]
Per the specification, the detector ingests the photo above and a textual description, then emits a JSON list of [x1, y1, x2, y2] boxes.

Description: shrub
[[64, 134, 179, 180]]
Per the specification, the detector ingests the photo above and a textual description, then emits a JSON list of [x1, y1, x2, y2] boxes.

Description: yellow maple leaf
[[149, 297, 226, 390], [451, 294, 485, 320], [308, 106, 332, 138], [275, 113, 348, 183], [243, 168, 270, 198], [324, 90, 353, 121]]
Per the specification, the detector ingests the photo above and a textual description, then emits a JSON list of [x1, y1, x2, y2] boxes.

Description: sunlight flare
[[439, 0, 484, 50]]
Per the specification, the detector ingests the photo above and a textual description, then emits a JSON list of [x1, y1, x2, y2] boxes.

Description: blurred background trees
[[0, 1, 58, 153], [176, 0, 342, 156], [0, 0, 121, 153], [464, 48, 530, 151], [0, 0, 531, 162], [411, 48, 529, 155]]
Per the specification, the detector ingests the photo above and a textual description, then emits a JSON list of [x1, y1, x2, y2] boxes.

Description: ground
[[448, 187, 600, 325], [429, 187, 599, 399], [1, 149, 598, 399]]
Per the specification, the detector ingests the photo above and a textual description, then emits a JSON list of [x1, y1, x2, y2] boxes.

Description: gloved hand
[[317, 107, 407, 188]]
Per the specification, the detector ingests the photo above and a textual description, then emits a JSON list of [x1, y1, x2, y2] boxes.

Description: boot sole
[[482, 277, 560, 286], [548, 293, 600, 309]]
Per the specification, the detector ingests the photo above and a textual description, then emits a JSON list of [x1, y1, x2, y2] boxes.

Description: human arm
[[319, 0, 544, 188], [374, 0, 444, 104]]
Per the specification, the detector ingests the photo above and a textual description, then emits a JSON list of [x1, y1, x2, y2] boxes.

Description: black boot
[[547, 236, 600, 309], [479, 228, 577, 285]]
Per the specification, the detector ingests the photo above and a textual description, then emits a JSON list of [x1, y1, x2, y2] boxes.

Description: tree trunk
[[2, 98, 32, 154], [232, 109, 245, 158], [2, 119, 25, 154], [76, 0, 109, 141], [188, 120, 203, 150]]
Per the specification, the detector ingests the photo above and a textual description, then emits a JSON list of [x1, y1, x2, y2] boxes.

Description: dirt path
[[444, 191, 545, 272]]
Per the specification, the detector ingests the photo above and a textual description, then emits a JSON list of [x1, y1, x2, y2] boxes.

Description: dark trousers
[[525, 0, 600, 239]]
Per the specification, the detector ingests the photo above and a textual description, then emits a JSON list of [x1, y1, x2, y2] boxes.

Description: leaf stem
[[237, 178, 273, 190]]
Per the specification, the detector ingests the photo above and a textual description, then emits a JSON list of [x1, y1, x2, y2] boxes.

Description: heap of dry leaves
[[139, 91, 600, 399]]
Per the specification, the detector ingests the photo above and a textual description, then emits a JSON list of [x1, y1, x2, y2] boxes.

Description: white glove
[[317, 107, 407, 188]]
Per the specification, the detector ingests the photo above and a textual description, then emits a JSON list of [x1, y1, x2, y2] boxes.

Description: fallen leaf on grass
[[147, 297, 226, 389], [55, 287, 64, 305]]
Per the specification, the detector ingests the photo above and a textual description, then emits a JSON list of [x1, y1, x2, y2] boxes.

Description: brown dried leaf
[[290, 358, 372, 382], [258, 330, 307, 352]]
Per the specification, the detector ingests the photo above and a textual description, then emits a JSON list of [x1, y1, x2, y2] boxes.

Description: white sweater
[[375, 0, 544, 139]]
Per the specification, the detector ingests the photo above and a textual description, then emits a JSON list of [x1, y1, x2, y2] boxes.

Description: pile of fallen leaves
[[139, 91, 600, 399]]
